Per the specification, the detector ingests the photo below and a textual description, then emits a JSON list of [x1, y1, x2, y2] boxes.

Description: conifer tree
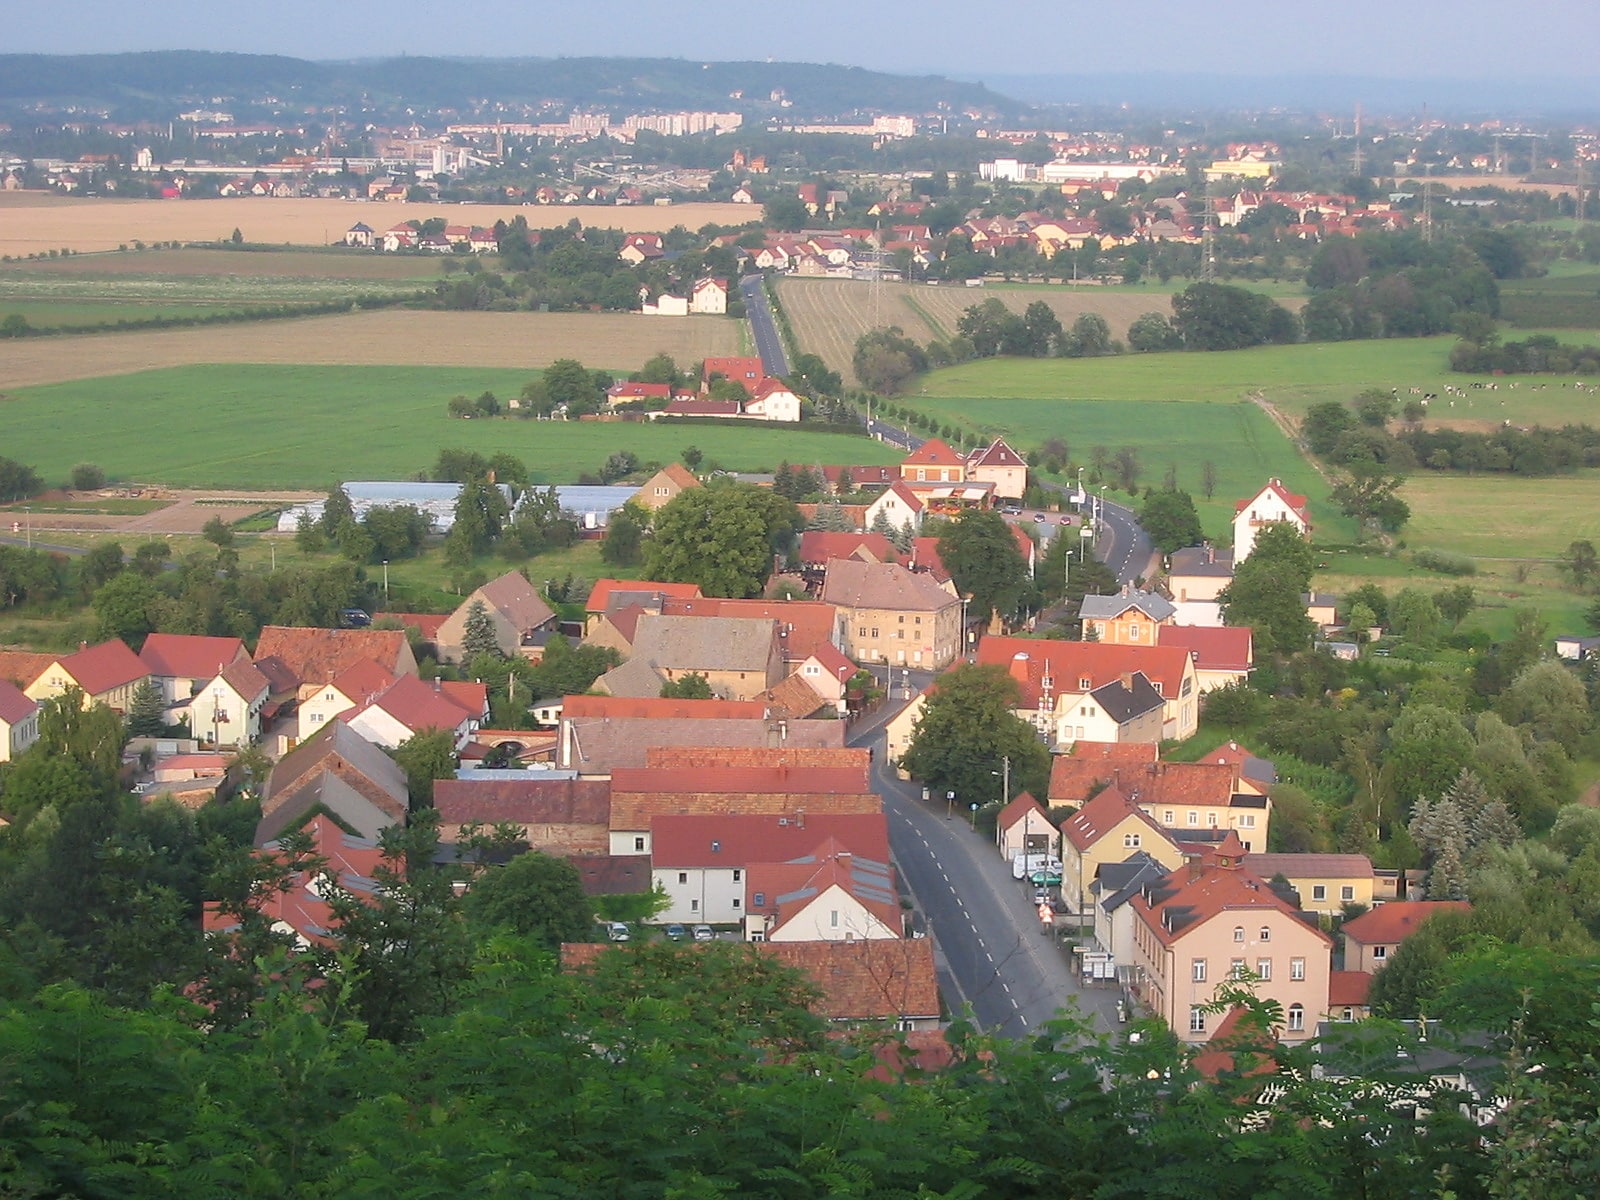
[[460, 599, 501, 660]]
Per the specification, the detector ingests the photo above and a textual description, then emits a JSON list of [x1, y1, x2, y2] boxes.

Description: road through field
[[0, 309, 746, 387]]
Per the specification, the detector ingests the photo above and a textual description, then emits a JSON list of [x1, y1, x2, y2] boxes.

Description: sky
[[5, 0, 1599, 85]]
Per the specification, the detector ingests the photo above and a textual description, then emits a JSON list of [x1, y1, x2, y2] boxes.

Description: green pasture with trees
[[2, 364, 897, 489]]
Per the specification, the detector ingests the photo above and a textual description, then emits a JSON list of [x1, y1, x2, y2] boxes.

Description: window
[[1123, 833, 1141, 848], [1288, 1004, 1305, 1032], [1164, 810, 1174, 824], [870, 628, 879, 639], [830, 910, 840, 928], [1129, 623, 1141, 640], [1079, 677, 1091, 690], [1239, 814, 1256, 828], [1312, 885, 1327, 902], [690, 899, 700, 912], [915, 616, 922, 625], [731, 898, 740, 909], [1256, 958, 1272, 981], [1341, 885, 1355, 902], [858, 627, 867, 638], [1207, 813, 1218, 827], [1189, 1007, 1207, 1034], [1181, 678, 1192, 697], [1373, 946, 1387, 961], [1233, 926, 1245, 943], [1192, 958, 1207, 982], [805, 664, 818, 675], [1259, 927, 1271, 942], [1342, 1006, 1354, 1021], [1152, 681, 1162, 696], [1290, 957, 1306, 981], [1188, 811, 1199, 826], [898, 614, 905, 623], [677, 872, 688, 884], [732, 870, 742, 882], [1230, 959, 1247, 979], [634, 836, 645, 852], [310, 713, 324, 724], [325, 690, 335, 701]]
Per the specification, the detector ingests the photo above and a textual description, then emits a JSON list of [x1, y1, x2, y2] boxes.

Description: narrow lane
[[740, 275, 790, 377]]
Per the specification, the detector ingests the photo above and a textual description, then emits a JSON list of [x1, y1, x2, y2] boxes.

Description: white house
[[344, 222, 375, 248], [298, 660, 395, 744], [0, 680, 40, 762], [641, 291, 689, 316], [746, 845, 902, 942], [191, 660, 270, 748], [863, 481, 924, 537], [690, 277, 729, 314], [744, 378, 803, 422], [1233, 478, 1311, 563]]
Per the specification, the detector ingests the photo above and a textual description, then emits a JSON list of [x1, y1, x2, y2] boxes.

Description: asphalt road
[[850, 702, 1124, 1038], [740, 276, 790, 378]]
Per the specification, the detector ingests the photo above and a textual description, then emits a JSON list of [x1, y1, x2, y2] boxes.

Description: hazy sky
[[6, 0, 1599, 82]]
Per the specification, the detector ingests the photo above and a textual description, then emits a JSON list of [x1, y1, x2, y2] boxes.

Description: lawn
[[2, 365, 897, 489], [894, 390, 1348, 542]]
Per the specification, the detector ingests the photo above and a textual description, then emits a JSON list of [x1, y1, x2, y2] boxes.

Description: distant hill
[[0, 51, 1021, 120]]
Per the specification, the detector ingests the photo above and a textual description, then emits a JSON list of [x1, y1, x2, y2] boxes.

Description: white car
[[606, 922, 631, 942], [692, 924, 715, 942]]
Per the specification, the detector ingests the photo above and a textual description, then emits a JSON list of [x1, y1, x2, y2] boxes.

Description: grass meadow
[[2, 365, 899, 489]]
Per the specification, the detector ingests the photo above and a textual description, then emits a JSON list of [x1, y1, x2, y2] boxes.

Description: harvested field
[[0, 192, 755, 258], [2, 246, 441, 280], [0, 309, 746, 388], [775, 276, 1175, 382]]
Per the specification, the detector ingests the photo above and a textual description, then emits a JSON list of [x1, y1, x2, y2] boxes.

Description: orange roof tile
[[254, 626, 412, 687], [560, 694, 766, 721], [977, 636, 1192, 709], [56, 639, 148, 695], [584, 578, 703, 612], [138, 633, 247, 680], [0, 650, 53, 690], [1340, 901, 1470, 946], [900, 438, 964, 467]]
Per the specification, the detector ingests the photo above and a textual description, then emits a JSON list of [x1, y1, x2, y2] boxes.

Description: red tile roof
[[138, 633, 247, 680], [1132, 855, 1332, 950], [650, 812, 889, 867], [1234, 479, 1309, 519], [254, 626, 412, 687], [434, 777, 610, 828], [356, 674, 475, 734], [0, 651, 54, 690], [976, 636, 1192, 709], [1061, 785, 1165, 853], [967, 438, 1026, 468], [797, 530, 897, 566], [382, 612, 448, 641], [997, 790, 1049, 832], [613, 764, 873, 798], [767, 939, 939, 1021], [900, 438, 964, 467], [0, 678, 38, 725], [1340, 901, 1470, 946], [218, 658, 270, 701], [1158, 625, 1254, 672], [330, 659, 398, 704], [56, 639, 148, 695], [560, 694, 766, 721], [584, 578, 703, 612], [1328, 970, 1373, 1007]]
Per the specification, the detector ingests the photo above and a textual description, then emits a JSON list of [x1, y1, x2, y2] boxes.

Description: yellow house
[[26, 640, 149, 713], [1060, 785, 1186, 920], [1242, 853, 1377, 916], [1078, 588, 1176, 646]]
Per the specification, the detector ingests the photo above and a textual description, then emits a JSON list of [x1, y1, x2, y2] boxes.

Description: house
[[641, 291, 689, 316], [435, 570, 557, 664], [1326, 971, 1373, 1023], [1079, 587, 1177, 646], [1233, 479, 1311, 563], [964, 439, 1028, 498], [661, 597, 841, 670], [1073, 672, 1167, 745], [297, 658, 397, 743], [745, 839, 902, 941], [558, 710, 846, 773], [0, 650, 54, 691], [1243, 853, 1380, 916], [649, 811, 888, 924], [343, 222, 375, 248], [598, 614, 785, 701], [607, 381, 673, 408], [996, 791, 1054, 862], [744, 378, 803, 422], [822, 559, 962, 670], [1167, 544, 1235, 604], [1090, 850, 1171, 971], [1052, 754, 1271, 851], [634, 462, 701, 510], [1157, 625, 1254, 693], [798, 530, 899, 574], [26, 640, 149, 713], [584, 578, 704, 633], [617, 233, 665, 264], [345, 674, 486, 750], [433, 776, 611, 853], [1127, 839, 1333, 1044], [753, 671, 831, 720], [862, 482, 926, 540], [253, 626, 418, 703], [202, 815, 386, 950], [898, 438, 966, 485], [256, 721, 411, 844], [609, 754, 876, 856], [819, 464, 897, 495], [1555, 634, 1600, 661], [0, 680, 40, 762], [1197, 741, 1278, 792], [189, 659, 270, 747], [792, 642, 857, 712], [1060, 785, 1185, 919], [689, 277, 729, 315], [701, 355, 765, 394], [1341, 901, 1470, 974], [138, 633, 250, 708], [980, 638, 1200, 745]]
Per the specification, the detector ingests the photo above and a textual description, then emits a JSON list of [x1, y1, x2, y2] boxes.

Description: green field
[[1500, 269, 1600, 330], [0, 298, 285, 329], [1, 365, 897, 489]]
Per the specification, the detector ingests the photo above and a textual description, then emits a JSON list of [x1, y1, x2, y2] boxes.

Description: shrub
[[1411, 548, 1477, 576], [70, 463, 106, 491]]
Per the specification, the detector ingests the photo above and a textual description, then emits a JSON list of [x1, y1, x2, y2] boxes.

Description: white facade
[[298, 683, 360, 743], [690, 278, 728, 314], [654, 865, 745, 924], [1233, 480, 1310, 563], [0, 707, 40, 762], [760, 885, 899, 942], [864, 488, 921, 536], [745, 384, 802, 422], [190, 675, 266, 748], [346, 705, 470, 752]]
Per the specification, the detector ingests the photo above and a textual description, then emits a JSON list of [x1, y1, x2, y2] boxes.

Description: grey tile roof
[[1079, 589, 1176, 622], [1088, 672, 1165, 724], [821, 559, 957, 613], [630, 614, 779, 673]]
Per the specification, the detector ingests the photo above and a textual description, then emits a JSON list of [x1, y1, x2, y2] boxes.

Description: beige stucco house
[[823, 559, 960, 669]]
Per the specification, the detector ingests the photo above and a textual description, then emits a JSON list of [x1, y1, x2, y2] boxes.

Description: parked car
[[606, 922, 630, 942], [692, 924, 715, 942], [664, 923, 687, 941], [1033, 513, 1046, 522], [1002, 504, 1022, 515]]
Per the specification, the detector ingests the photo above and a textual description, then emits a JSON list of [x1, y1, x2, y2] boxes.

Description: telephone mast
[[1352, 103, 1364, 177]]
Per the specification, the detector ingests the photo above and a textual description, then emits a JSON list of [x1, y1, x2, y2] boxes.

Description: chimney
[[1119, 671, 1134, 689], [1186, 853, 1205, 883], [433, 678, 441, 691], [79, 640, 89, 652]]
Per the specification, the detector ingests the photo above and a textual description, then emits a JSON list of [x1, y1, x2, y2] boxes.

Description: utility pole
[[1422, 172, 1434, 243], [1352, 103, 1364, 177], [1201, 183, 1217, 282]]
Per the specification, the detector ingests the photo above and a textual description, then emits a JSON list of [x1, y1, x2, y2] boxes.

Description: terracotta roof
[[1192, 1005, 1281, 1083], [329, 659, 397, 704], [755, 672, 829, 720], [435, 777, 610, 828], [644, 746, 866, 771], [1061, 785, 1168, 853], [259, 720, 410, 842], [438, 680, 488, 719], [876, 481, 926, 513], [651, 812, 888, 868], [701, 355, 765, 384], [0, 678, 39, 725], [822, 559, 956, 613], [797, 530, 897, 566], [561, 714, 845, 773], [470, 570, 556, 633], [561, 694, 766, 721], [1244, 853, 1374, 881], [0, 650, 54, 690], [616, 762, 871, 796], [1131, 855, 1332, 950], [1158, 625, 1254, 672], [611, 764, 875, 828], [1048, 741, 1159, 802], [1234, 478, 1310, 519], [976, 636, 1192, 709], [1123, 761, 1239, 809], [138, 633, 247, 680], [610, 381, 673, 400], [1328, 970, 1373, 1007], [818, 465, 896, 490], [254, 626, 412, 687], [55, 640, 148, 695], [900, 438, 964, 467], [382, 612, 448, 641], [1200, 741, 1277, 786], [766, 939, 940, 1021], [217, 658, 269, 701], [355, 674, 475, 734], [1340, 901, 1470, 946], [756, 847, 901, 937], [585, 578, 703, 612], [804, 642, 855, 681], [251, 654, 300, 697], [663, 397, 743, 417], [654, 462, 701, 490], [997, 790, 1050, 832]]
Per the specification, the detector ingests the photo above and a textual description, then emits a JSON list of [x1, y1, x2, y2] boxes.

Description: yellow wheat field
[[0, 192, 756, 258], [0, 309, 746, 388]]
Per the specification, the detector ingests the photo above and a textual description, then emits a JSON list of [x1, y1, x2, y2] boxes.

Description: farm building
[[276, 481, 515, 534]]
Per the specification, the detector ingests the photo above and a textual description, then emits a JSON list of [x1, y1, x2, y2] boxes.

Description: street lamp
[[382, 559, 389, 600], [946, 790, 955, 821]]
